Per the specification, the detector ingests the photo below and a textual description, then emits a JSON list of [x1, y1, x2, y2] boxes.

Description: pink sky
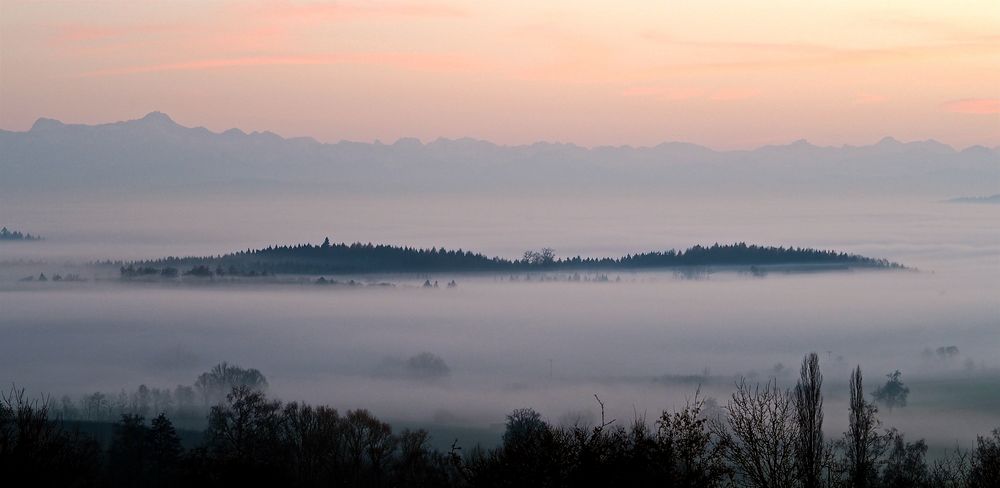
[[0, 0, 997, 148]]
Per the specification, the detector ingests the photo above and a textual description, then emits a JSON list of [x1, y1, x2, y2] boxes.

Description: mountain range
[[2, 112, 997, 197]]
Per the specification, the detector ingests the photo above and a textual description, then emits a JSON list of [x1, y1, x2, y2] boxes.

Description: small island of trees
[[0, 226, 42, 241], [121, 239, 903, 278]]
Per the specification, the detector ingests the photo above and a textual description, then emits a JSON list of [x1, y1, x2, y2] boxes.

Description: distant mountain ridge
[[2, 112, 997, 196]]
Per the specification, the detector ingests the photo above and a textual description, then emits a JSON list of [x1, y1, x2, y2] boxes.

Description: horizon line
[[10, 110, 999, 153]]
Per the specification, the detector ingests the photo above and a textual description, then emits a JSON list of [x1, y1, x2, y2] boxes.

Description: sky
[[1, 0, 998, 149]]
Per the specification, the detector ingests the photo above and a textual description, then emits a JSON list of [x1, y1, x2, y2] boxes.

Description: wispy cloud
[[867, 13, 1000, 44], [50, 2, 472, 76], [49, 2, 467, 53], [638, 32, 1000, 77], [75, 53, 474, 78], [942, 98, 1000, 115], [641, 32, 839, 57]]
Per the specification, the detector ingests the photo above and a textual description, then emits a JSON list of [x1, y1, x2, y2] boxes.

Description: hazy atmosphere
[[1, 1, 998, 486], [2, 190, 997, 450]]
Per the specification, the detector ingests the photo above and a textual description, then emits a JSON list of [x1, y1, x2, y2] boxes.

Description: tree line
[[121, 240, 902, 277], [0, 226, 42, 241], [2, 355, 997, 487], [119, 264, 273, 279], [41, 362, 268, 428]]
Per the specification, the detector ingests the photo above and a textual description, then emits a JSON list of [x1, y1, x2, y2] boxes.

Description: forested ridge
[[123, 240, 901, 277]]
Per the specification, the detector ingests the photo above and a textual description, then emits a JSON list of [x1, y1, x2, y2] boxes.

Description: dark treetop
[[125, 239, 902, 276], [947, 193, 1000, 204], [0, 227, 42, 241]]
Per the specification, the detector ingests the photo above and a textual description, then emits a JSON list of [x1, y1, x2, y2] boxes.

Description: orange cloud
[[641, 32, 839, 57], [74, 52, 475, 78], [638, 34, 999, 77], [942, 98, 1000, 115], [50, 2, 464, 53], [50, 21, 191, 46]]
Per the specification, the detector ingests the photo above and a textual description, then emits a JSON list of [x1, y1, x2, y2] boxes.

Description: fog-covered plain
[[1, 193, 997, 450]]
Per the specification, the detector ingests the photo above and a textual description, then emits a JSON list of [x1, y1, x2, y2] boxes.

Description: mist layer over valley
[[2, 188, 997, 451]]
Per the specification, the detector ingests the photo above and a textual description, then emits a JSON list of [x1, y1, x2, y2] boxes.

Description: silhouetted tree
[[795, 352, 824, 488], [872, 370, 909, 411], [657, 395, 730, 487], [6, 361, 1000, 487], [203, 386, 285, 483], [395, 428, 455, 486], [107, 414, 148, 487], [342, 409, 397, 486], [929, 447, 971, 488], [0, 386, 101, 485], [406, 352, 451, 379], [880, 430, 929, 488], [280, 402, 344, 484], [194, 362, 268, 406], [847, 366, 888, 488], [968, 429, 1000, 488], [722, 378, 797, 488], [147, 413, 183, 486]]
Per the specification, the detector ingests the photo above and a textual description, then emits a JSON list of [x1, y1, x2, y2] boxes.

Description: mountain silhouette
[[2, 112, 997, 196]]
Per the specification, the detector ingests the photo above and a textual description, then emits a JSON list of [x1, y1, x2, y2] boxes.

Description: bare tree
[[795, 352, 824, 488], [0, 386, 102, 484], [281, 402, 344, 483], [929, 447, 970, 488], [521, 248, 557, 265], [881, 430, 929, 487], [539, 247, 556, 264], [658, 392, 731, 487], [723, 378, 797, 488], [342, 409, 397, 485], [205, 385, 284, 468], [969, 429, 1000, 488], [195, 362, 268, 406]]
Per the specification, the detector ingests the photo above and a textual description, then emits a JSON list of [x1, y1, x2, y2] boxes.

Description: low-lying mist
[[1, 269, 996, 448], [1, 193, 997, 451]]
